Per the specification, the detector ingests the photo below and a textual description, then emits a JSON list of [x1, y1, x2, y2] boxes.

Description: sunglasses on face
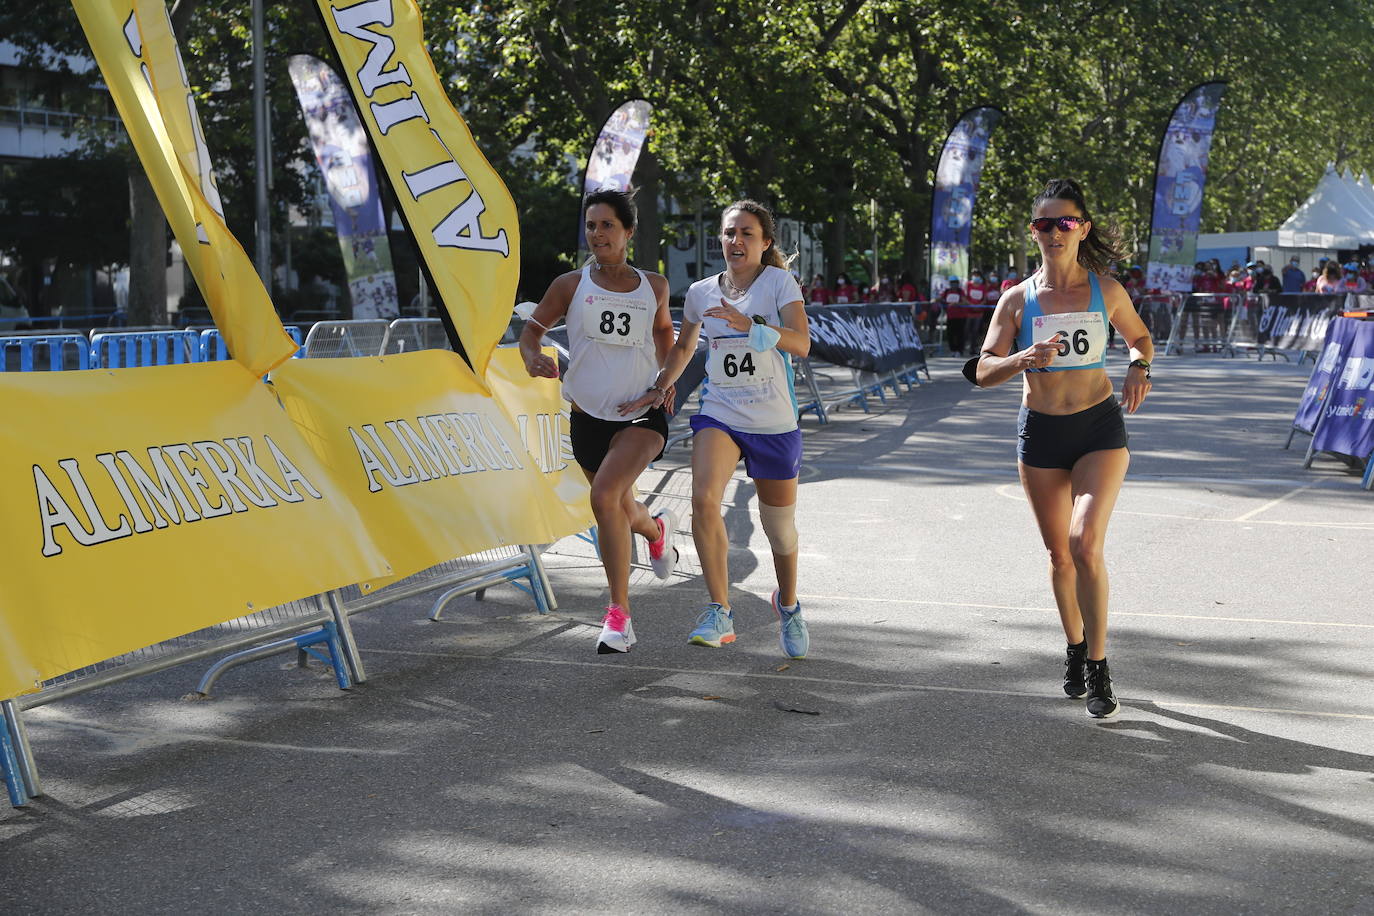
[[1030, 216, 1088, 233]]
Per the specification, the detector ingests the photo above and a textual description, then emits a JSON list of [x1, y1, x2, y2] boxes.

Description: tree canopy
[[4, 0, 1372, 303]]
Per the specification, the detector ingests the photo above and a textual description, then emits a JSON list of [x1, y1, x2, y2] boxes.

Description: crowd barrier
[[1, 316, 556, 807], [0, 327, 306, 371], [1283, 315, 1374, 491]]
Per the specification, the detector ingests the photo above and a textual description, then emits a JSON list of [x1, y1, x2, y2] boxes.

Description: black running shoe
[[1084, 658, 1120, 719], [1063, 641, 1088, 699]]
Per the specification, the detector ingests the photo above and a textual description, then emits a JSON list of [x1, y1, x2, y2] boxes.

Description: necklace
[[722, 266, 764, 298]]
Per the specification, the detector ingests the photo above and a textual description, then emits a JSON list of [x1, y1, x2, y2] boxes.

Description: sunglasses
[[1030, 216, 1089, 233]]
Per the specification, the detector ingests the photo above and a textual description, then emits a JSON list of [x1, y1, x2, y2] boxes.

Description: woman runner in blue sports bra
[[969, 178, 1153, 719]]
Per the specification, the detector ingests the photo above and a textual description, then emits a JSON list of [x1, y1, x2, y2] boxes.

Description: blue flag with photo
[[1145, 82, 1227, 293]]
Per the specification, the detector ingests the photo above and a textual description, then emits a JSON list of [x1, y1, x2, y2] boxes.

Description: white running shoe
[[597, 604, 636, 654], [647, 509, 679, 580]]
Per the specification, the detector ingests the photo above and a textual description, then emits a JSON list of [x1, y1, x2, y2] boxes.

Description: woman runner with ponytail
[[968, 178, 1153, 718], [520, 189, 679, 654], [627, 200, 812, 658]]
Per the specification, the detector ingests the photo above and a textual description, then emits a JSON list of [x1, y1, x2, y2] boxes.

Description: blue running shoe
[[688, 603, 736, 647], [772, 590, 809, 659]]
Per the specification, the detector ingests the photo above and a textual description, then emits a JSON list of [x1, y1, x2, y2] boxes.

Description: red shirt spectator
[[1000, 268, 1022, 293], [942, 279, 969, 318], [807, 274, 831, 305], [966, 274, 989, 311], [833, 275, 858, 303]]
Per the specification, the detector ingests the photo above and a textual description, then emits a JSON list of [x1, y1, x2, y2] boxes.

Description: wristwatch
[[1129, 358, 1151, 378], [751, 314, 768, 325]]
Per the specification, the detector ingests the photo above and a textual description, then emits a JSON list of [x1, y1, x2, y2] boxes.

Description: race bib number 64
[[707, 336, 776, 388]]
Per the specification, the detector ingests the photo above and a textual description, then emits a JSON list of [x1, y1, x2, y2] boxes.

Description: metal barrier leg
[[1302, 435, 1319, 469], [327, 590, 367, 685], [1363, 453, 1374, 491], [429, 568, 535, 621], [196, 625, 352, 696], [3, 699, 41, 799], [1, 707, 29, 807], [525, 544, 558, 613]]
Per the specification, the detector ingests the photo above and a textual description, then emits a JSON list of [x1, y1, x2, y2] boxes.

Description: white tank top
[[562, 265, 660, 421]]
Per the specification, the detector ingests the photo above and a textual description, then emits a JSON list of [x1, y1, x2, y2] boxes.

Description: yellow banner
[[315, 0, 520, 379], [485, 348, 591, 516], [0, 362, 390, 700], [71, 0, 296, 377], [270, 350, 588, 589]]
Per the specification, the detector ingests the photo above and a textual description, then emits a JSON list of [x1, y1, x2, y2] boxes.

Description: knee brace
[[758, 502, 799, 556]]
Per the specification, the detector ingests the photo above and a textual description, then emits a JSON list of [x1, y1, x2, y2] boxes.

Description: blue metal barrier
[[1, 334, 92, 372], [1, 709, 27, 806], [199, 326, 304, 362], [91, 329, 201, 368]]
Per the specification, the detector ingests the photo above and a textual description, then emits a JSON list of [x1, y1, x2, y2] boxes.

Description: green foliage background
[[3, 0, 1373, 304]]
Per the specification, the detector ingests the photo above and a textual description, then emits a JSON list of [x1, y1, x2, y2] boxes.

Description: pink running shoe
[[597, 604, 636, 654], [647, 509, 679, 580]]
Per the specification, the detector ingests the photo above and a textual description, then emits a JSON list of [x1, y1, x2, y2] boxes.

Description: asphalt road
[[2, 350, 1371, 915]]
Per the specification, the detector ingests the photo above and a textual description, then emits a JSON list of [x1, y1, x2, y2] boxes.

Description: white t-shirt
[[562, 265, 660, 421], [683, 266, 804, 435]]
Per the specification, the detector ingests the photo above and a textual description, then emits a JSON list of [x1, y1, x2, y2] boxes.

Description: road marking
[[1232, 482, 1317, 522], [365, 649, 1374, 721], [794, 593, 1374, 629]]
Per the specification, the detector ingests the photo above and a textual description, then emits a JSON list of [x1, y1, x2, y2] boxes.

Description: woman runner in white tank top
[[520, 189, 678, 654]]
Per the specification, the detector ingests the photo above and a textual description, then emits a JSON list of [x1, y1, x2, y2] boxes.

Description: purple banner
[[1145, 82, 1227, 293], [287, 54, 399, 319], [1293, 317, 1362, 433], [578, 100, 652, 254], [930, 107, 1001, 300], [1311, 318, 1374, 460]]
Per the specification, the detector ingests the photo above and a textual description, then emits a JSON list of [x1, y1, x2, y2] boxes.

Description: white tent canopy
[[1279, 164, 1374, 239]]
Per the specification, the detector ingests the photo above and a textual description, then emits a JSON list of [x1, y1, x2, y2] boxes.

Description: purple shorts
[[689, 414, 802, 480]]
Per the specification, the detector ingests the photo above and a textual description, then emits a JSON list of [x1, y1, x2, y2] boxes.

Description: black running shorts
[[1017, 396, 1128, 470], [569, 406, 669, 473]]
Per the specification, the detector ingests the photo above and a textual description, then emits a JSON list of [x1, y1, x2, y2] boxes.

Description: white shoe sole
[[649, 509, 678, 579]]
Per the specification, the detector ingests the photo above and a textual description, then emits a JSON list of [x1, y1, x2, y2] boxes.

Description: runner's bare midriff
[[1022, 370, 1113, 415]]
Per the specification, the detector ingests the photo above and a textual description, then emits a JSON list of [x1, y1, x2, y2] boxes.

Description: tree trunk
[[127, 162, 167, 326], [901, 196, 926, 293], [824, 211, 847, 286], [632, 148, 661, 272]]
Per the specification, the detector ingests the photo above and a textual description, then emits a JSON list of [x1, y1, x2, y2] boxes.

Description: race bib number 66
[[1031, 311, 1107, 368]]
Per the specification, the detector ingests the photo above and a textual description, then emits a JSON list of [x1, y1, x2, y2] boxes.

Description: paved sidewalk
[[2, 352, 1371, 914]]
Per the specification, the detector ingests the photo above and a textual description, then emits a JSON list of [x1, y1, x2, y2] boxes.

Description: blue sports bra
[[1016, 273, 1109, 372]]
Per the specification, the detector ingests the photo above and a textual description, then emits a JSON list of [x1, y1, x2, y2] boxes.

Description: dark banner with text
[[1256, 294, 1346, 351], [807, 304, 926, 374]]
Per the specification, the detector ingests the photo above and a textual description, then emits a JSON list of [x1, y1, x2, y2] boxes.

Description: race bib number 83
[[583, 293, 649, 347]]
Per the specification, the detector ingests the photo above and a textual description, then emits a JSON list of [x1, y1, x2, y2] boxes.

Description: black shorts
[[569, 406, 669, 473], [1017, 396, 1128, 470]]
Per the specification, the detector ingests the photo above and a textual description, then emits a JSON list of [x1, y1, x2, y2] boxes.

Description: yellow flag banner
[[0, 362, 390, 701], [315, 0, 520, 379], [269, 350, 588, 590], [485, 348, 592, 521], [71, 0, 296, 377]]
